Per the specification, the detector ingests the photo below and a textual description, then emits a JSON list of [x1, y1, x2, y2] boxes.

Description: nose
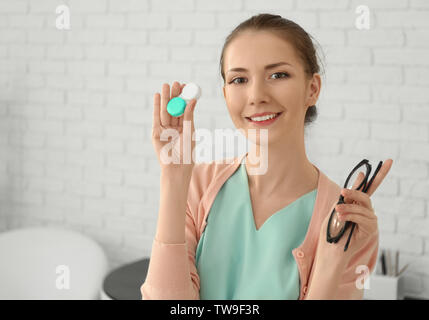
[[248, 77, 269, 106]]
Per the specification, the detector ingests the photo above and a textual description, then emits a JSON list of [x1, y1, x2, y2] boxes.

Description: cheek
[[281, 83, 304, 103], [225, 90, 242, 106], [225, 95, 243, 117], [225, 105, 243, 125], [280, 90, 307, 117]]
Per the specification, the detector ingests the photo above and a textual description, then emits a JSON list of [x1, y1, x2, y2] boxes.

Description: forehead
[[224, 31, 301, 72]]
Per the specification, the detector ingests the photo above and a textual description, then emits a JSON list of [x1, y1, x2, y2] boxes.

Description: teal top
[[195, 159, 317, 300]]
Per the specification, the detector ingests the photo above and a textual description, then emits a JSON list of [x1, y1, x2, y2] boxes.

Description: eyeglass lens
[[329, 207, 345, 238]]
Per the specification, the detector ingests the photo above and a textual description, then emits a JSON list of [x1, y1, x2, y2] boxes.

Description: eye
[[229, 77, 246, 85], [229, 72, 290, 85], [271, 72, 290, 79]]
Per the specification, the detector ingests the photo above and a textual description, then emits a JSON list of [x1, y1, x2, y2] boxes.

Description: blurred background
[[0, 0, 428, 299]]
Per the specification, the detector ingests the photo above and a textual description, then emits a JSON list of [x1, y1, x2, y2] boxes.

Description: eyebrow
[[226, 61, 293, 74]]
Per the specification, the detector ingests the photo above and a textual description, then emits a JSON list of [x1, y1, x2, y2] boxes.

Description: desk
[[102, 258, 150, 300]]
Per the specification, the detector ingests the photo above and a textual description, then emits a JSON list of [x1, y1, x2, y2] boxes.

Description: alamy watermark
[[159, 122, 269, 175], [355, 5, 370, 30], [56, 265, 70, 290], [55, 5, 70, 30], [355, 265, 371, 290]]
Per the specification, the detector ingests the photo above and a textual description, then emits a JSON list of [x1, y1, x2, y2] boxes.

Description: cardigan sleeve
[[334, 229, 379, 300], [140, 164, 210, 300], [139, 202, 201, 300]]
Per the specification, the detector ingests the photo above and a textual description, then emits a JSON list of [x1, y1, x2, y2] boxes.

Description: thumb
[[184, 99, 196, 123]]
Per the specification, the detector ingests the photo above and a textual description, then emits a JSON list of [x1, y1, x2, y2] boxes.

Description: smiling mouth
[[245, 112, 283, 122]]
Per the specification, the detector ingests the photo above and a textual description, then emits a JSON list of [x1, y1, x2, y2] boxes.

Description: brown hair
[[219, 13, 325, 126]]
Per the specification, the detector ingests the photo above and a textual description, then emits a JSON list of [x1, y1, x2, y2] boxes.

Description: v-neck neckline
[[240, 159, 317, 232]]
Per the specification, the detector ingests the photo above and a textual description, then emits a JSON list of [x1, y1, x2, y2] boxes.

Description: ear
[[222, 85, 226, 100], [306, 73, 321, 107]]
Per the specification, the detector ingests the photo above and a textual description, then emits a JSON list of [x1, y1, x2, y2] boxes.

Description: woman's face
[[222, 30, 320, 145]]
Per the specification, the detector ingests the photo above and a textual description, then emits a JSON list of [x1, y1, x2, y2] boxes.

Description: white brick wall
[[0, 0, 428, 299]]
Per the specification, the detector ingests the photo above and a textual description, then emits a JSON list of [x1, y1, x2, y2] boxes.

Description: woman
[[141, 13, 393, 300]]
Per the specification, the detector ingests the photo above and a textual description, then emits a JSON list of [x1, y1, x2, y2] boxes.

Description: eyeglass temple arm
[[363, 161, 383, 193]]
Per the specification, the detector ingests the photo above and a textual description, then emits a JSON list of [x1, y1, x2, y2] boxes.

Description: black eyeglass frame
[[326, 159, 383, 252]]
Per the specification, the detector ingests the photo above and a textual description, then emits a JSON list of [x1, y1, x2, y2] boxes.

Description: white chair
[[0, 226, 108, 299]]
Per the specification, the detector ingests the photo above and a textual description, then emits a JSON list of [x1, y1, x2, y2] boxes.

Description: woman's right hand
[[151, 81, 198, 179]]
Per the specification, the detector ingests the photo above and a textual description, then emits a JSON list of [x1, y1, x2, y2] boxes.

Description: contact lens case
[[167, 83, 201, 117]]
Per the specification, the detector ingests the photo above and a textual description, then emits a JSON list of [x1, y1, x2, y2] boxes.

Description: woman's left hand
[[316, 159, 394, 266]]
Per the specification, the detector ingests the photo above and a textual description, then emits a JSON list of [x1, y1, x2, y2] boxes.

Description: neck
[[245, 133, 319, 197]]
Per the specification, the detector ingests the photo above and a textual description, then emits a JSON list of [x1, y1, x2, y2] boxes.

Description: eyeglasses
[[326, 159, 383, 252]]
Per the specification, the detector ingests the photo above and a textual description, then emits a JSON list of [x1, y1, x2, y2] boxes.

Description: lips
[[245, 112, 283, 121], [246, 111, 281, 118], [245, 112, 283, 125]]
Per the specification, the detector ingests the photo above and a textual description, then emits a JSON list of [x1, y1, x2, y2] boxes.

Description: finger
[[178, 113, 183, 129], [337, 213, 377, 235], [338, 212, 373, 222], [183, 98, 196, 120], [341, 188, 373, 210], [152, 92, 161, 137], [183, 98, 196, 132], [160, 83, 171, 128], [178, 83, 186, 128], [170, 81, 181, 127], [336, 203, 374, 218], [366, 159, 394, 197]]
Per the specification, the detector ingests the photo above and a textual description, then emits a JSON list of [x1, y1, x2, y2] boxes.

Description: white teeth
[[250, 113, 279, 121]]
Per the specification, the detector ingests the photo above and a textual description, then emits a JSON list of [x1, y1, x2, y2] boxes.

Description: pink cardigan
[[140, 153, 379, 300]]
